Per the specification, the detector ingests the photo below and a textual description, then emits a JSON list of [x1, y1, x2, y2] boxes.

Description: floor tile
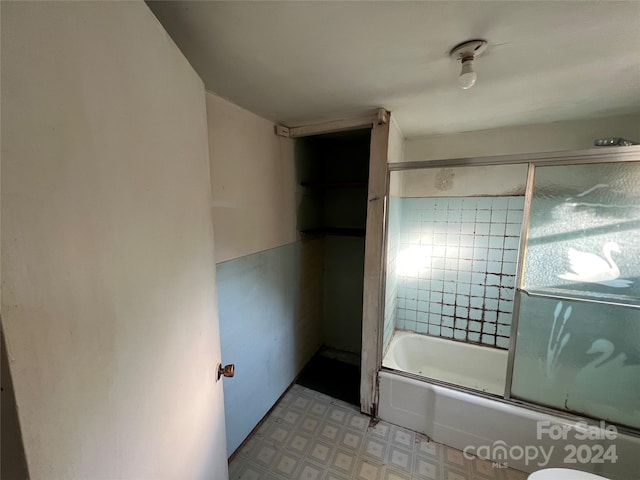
[[230, 384, 527, 479]]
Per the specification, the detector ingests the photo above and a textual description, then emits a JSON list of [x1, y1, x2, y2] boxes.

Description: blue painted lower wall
[[216, 240, 323, 456]]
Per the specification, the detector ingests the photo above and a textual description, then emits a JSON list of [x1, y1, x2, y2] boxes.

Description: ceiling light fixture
[[449, 40, 487, 90]]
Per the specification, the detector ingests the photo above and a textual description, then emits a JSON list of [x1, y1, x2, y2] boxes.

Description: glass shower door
[[511, 161, 640, 429]]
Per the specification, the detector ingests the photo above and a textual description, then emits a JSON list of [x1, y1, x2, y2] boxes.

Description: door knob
[[217, 363, 235, 380]]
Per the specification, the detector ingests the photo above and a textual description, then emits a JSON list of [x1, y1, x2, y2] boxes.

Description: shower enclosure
[[381, 152, 640, 432]]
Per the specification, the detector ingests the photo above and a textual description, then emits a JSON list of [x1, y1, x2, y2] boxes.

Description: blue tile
[[456, 306, 469, 317], [448, 198, 463, 209], [490, 223, 506, 236], [508, 196, 525, 209], [500, 287, 514, 300], [468, 332, 481, 342], [459, 247, 474, 259], [471, 273, 485, 286], [462, 198, 478, 210], [475, 224, 491, 237], [458, 259, 473, 271], [457, 283, 471, 295], [406, 299, 417, 310], [506, 223, 521, 236], [456, 294, 469, 306], [491, 209, 507, 223], [503, 262, 517, 275], [418, 301, 429, 312], [470, 308, 483, 320], [504, 247, 519, 261], [459, 235, 475, 247], [430, 291, 443, 303], [428, 324, 441, 336], [429, 313, 441, 325], [441, 327, 454, 338], [485, 310, 497, 323], [418, 289, 430, 301], [476, 210, 491, 222], [458, 271, 472, 284], [496, 336, 510, 349], [484, 298, 499, 310], [474, 236, 489, 248], [454, 329, 467, 340], [498, 324, 511, 336], [483, 323, 496, 334], [499, 300, 513, 314], [488, 249, 503, 262], [469, 321, 482, 332], [416, 322, 428, 334], [429, 302, 442, 314], [472, 260, 487, 272], [486, 286, 499, 298], [493, 197, 508, 209], [507, 210, 523, 223], [406, 309, 417, 321], [487, 261, 502, 274], [417, 311, 428, 322], [442, 293, 455, 304], [481, 335, 495, 346], [442, 305, 455, 316], [477, 198, 493, 210], [443, 282, 456, 294], [447, 209, 462, 222], [498, 312, 512, 324], [470, 296, 484, 308], [489, 236, 504, 248], [461, 210, 476, 222]]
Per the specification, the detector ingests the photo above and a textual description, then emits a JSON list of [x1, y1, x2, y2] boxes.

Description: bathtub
[[382, 331, 508, 395], [378, 334, 640, 479]]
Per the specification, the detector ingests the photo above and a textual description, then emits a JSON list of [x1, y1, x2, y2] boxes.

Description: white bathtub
[[382, 331, 508, 395], [378, 336, 640, 479]]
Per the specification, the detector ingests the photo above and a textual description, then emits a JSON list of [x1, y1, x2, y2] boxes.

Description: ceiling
[[147, 1, 640, 138]]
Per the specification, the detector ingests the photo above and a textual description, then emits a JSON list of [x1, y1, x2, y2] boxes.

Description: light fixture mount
[[449, 40, 487, 62]]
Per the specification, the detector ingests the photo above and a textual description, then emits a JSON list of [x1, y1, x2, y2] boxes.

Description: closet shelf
[[301, 227, 366, 238]]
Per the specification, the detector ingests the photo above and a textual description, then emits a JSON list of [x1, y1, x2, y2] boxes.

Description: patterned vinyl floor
[[229, 384, 529, 480]]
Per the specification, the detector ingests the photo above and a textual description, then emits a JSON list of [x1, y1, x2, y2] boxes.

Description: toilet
[[528, 469, 610, 480]]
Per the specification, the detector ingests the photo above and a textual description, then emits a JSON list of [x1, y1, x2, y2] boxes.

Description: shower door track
[[388, 145, 640, 171]]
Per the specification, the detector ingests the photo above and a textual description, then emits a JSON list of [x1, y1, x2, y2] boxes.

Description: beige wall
[[395, 164, 528, 198], [1, 2, 227, 478], [206, 92, 297, 263], [403, 114, 640, 162]]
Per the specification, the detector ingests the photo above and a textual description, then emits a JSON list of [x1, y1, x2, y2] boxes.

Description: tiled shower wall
[[383, 197, 401, 353], [394, 196, 524, 349]]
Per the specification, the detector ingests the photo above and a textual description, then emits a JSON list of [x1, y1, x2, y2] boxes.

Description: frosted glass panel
[[524, 162, 640, 305], [511, 295, 640, 429], [513, 161, 640, 429]]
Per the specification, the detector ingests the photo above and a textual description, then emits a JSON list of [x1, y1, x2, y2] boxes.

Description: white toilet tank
[[528, 468, 610, 480]]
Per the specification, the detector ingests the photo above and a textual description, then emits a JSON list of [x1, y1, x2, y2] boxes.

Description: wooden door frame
[[277, 109, 394, 416]]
